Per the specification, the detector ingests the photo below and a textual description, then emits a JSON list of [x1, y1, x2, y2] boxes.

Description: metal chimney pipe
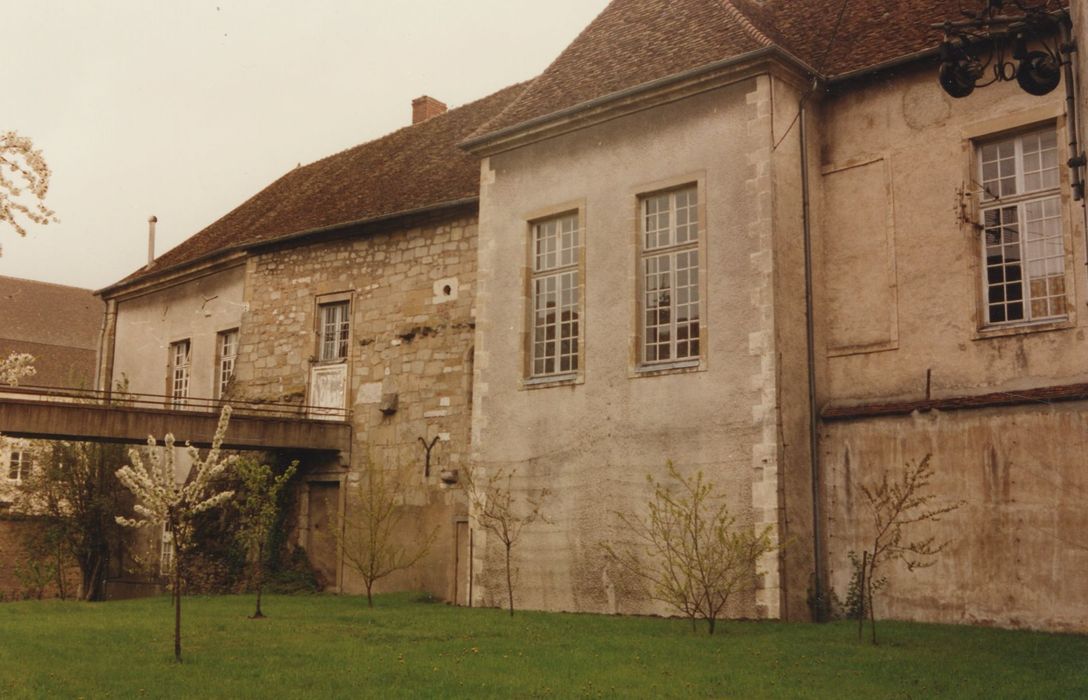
[[147, 215, 157, 267]]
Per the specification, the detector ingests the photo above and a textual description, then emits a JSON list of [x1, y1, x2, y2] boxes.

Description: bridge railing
[[0, 384, 350, 422]]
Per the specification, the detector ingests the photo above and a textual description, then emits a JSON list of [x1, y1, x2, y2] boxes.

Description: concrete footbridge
[[0, 385, 351, 457]]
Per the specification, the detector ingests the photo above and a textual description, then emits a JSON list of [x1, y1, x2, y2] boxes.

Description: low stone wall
[[0, 516, 82, 601]]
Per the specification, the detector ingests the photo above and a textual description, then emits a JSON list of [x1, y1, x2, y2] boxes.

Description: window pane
[[319, 302, 349, 361]]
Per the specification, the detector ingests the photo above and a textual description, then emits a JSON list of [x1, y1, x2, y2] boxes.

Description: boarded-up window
[[821, 159, 899, 355]]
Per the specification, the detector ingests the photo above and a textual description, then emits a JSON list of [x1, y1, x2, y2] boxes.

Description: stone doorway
[[306, 481, 340, 590]]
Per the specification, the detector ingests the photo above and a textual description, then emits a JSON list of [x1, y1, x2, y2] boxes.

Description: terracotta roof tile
[[478, 0, 1068, 137], [479, 0, 769, 136], [0, 276, 102, 387], [112, 82, 528, 289]]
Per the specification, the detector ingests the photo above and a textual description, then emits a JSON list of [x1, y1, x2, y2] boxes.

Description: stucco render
[[812, 64, 1088, 630], [472, 78, 811, 618], [815, 67, 1084, 402], [823, 405, 1088, 632], [233, 216, 477, 599], [110, 266, 246, 399]]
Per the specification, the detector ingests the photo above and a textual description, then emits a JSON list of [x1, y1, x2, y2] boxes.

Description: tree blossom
[[0, 132, 58, 254], [115, 406, 237, 662]]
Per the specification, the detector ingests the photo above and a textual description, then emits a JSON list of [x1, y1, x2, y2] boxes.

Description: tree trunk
[[252, 542, 265, 618], [366, 581, 374, 608], [857, 551, 867, 643], [174, 560, 183, 663], [706, 615, 716, 635], [505, 541, 514, 617], [869, 585, 877, 645]]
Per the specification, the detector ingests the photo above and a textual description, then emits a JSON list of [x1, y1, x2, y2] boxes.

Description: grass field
[[1, 593, 1085, 698]]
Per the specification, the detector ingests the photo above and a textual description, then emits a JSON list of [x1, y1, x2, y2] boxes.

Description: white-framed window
[[530, 212, 581, 377], [978, 127, 1066, 325], [160, 523, 175, 576], [169, 339, 191, 408], [7, 450, 31, 482], [318, 301, 350, 362], [640, 186, 701, 364], [216, 328, 239, 398]]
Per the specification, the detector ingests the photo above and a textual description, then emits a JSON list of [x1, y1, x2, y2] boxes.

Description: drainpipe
[[799, 106, 826, 620], [1059, 17, 1088, 284], [96, 298, 117, 399]]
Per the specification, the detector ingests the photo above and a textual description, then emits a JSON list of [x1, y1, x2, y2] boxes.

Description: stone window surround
[[961, 105, 1078, 341], [520, 200, 586, 390], [168, 338, 191, 407], [629, 172, 709, 378], [314, 291, 353, 365], [215, 327, 239, 399]]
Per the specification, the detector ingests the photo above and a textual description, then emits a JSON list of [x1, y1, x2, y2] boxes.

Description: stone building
[[464, 0, 1088, 629], [90, 0, 1088, 630], [97, 86, 523, 599]]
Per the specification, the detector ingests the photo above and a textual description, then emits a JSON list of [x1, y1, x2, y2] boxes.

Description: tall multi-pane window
[[530, 213, 581, 377], [169, 339, 191, 408], [318, 301, 350, 361], [641, 186, 700, 364], [216, 329, 239, 398], [7, 450, 31, 482], [979, 128, 1065, 325]]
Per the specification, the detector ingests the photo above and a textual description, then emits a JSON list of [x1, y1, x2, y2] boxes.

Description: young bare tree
[[856, 454, 962, 644], [0, 132, 58, 252], [115, 406, 237, 662], [463, 463, 550, 616], [337, 458, 437, 607], [234, 457, 297, 618], [602, 462, 775, 635]]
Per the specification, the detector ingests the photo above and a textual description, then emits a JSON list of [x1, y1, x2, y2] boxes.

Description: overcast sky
[[2, 0, 611, 291]]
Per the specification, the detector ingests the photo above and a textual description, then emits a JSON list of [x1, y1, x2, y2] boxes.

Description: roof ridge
[[0, 275, 93, 294], [720, 0, 774, 48]]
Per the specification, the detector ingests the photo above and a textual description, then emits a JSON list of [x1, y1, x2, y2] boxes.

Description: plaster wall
[[814, 67, 1086, 405], [823, 405, 1088, 633], [111, 267, 246, 399], [814, 64, 1088, 631], [473, 78, 790, 618], [234, 217, 477, 599]]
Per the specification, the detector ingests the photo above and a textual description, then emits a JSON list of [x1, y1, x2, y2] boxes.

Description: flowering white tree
[[115, 406, 237, 662], [0, 352, 35, 385], [0, 132, 58, 253]]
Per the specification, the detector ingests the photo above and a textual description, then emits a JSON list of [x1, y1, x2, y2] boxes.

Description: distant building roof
[[108, 82, 528, 291], [0, 276, 102, 388]]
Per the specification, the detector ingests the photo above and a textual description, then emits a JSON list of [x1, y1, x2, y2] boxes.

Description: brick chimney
[[412, 95, 447, 124]]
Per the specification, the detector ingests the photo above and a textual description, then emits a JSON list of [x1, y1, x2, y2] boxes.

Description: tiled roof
[[110, 82, 528, 290], [477, 0, 1067, 137], [0, 276, 102, 387]]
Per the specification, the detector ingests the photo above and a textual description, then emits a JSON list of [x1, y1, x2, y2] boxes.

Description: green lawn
[[0, 593, 1085, 698]]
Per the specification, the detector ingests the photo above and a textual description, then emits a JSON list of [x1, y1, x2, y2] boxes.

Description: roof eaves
[[243, 196, 479, 254], [461, 45, 817, 154], [98, 196, 481, 299]]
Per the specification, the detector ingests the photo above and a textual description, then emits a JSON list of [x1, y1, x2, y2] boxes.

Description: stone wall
[[234, 214, 478, 600]]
